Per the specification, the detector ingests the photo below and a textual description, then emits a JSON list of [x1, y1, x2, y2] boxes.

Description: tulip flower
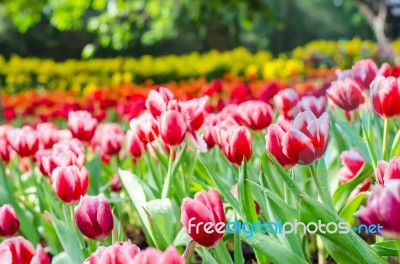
[[130, 112, 159, 143], [109, 174, 122, 192], [370, 75, 400, 118], [274, 88, 299, 120], [36, 123, 59, 149], [132, 247, 184, 264], [68, 111, 98, 142], [297, 95, 326, 118], [351, 59, 378, 89], [91, 124, 124, 157], [51, 165, 89, 203], [237, 100, 273, 130], [281, 111, 330, 165], [8, 126, 39, 157], [146, 87, 174, 118], [212, 123, 252, 166], [160, 110, 187, 146], [179, 97, 208, 131], [357, 179, 400, 238], [375, 156, 400, 185], [75, 195, 114, 240], [0, 236, 50, 264], [181, 188, 226, 247], [265, 121, 296, 169], [0, 205, 19, 237], [326, 79, 365, 111], [84, 241, 141, 264], [0, 138, 11, 163], [126, 130, 144, 160]]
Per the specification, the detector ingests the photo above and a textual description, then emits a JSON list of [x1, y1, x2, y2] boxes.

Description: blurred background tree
[[0, 0, 380, 59]]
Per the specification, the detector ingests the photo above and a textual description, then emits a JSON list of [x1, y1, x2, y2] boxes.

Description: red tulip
[[257, 81, 279, 102], [75, 195, 114, 240], [297, 96, 326, 118], [91, 124, 124, 157], [146, 87, 174, 118], [126, 130, 144, 160], [370, 75, 400, 118], [179, 97, 208, 131], [36, 123, 59, 149], [357, 179, 400, 237], [181, 188, 226, 247], [375, 156, 400, 185], [8, 126, 39, 157], [132, 247, 184, 264], [265, 121, 296, 169], [0, 236, 50, 264], [351, 59, 378, 89], [109, 174, 122, 192], [377, 62, 391, 77], [0, 205, 19, 237], [130, 112, 159, 143], [160, 110, 187, 146], [274, 88, 299, 120], [327, 79, 365, 111], [84, 241, 140, 264], [281, 111, 330, 165], [337, 147, 366, 183], [68, 111, 98, 142], [0, 138, 11, 163], [51, 165, 89, 203], [213, 124, 252, 166], [237, 100, 273, 130]]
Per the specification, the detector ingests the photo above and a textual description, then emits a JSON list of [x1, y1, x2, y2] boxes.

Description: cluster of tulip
[[1, 57, 400, 263]]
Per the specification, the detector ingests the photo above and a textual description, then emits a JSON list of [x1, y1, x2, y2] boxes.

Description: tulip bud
[[0, 236, 50, 264], [160, 110, 187, 146], [84, 241, 141, 264], [297, 95, 326, 118], [351, 59, 378, 89], [132, 247, 184, 264], [357, 179, 400, 238], [274, 88, 299, 120], [0, 205, 19, 236], [181, 188, 226, 247], [370, 76, 400, 118], [146, 87, 174, 118], [51, 165, 89, 203], [36, 123, 60, 149], [281, 111, 330, 165], [375, 156, 400, 185], [327, 79, 365, 111], [8, 126, 39, 157], [75, 195, 114, 240], [265, 122, 296, 169], [130, 112, 159, 143], [109, 174, 122, 192], [179, 97, 208, 131], [68, 111, 98, 142], [237, 100, 273, 130], [126, 129, 144, 160], [0, 138, 11, 163], [91, 124, 124, 157]]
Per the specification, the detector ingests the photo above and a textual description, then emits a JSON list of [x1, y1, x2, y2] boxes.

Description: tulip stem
[[382, 118, 389, 160], [309, 165, 328, 206], [182, 240, 196, 263], [214, 240, 233, 264], [161, 147, 175, 199]]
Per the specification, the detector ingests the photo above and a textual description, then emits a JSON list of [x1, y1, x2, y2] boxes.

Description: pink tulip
[[91, 124, 124, 157], [351, 59, 378, 89], [0, 236, 50, 264], [68, 111, 98, 142], [146, 87, 174, 118], [36, 123, 59, 149], [8, 126, 39, 158], [370, 75, 400, 118], [375, 156, 400, 185], [84, 241, 140, 264], [160, 110, 187, 146], [130, 112, 159, 143], [237, 100, 273, 130], [132, 247, 184, 264], [75, 195, 114, 240], [0, 138, 11, 163], [179, 97, 208, 131], [0, 205, 19, 237], [297, 95, 326, 118], [274, 88, 299, 120], [51, 165, 89, 203], [126, 130, 144, 160], [181, 188, 226, 247], [327, 79, 365, 111]]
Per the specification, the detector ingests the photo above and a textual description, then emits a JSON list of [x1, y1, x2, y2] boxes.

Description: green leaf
[[315, 158, 335, 211], [299, 195, 386, 264], [196, 248, 219, 264], [233, 222, 245, 264], [51, 216, 85, 264], [390, 129, 400, 158], [51, 252, 72, 264], [332, 163, 372, 211], [241, 233, 308, 264], [372, 240, 399, 256], [339, 192, 368, 226]]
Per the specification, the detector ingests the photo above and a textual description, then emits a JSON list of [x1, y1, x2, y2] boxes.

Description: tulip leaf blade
[[299, 194, 386, 264], [241, 233, 309, 264], [390, 128, 400, 158], [86, 154, 101, 195], [339, 192, 368, 227], [371, 240, 399, 256]]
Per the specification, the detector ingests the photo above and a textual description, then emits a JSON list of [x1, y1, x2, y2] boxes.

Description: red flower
[[75, 195, 114, 240], [132, 247, 184, 264], [179, 97, 208, 131], [126, 130, 144, 160], [84, 241, 140, 264], [327, 79, 365, 111], [8, 126, 39, 158], [281, 111, 330, 165], [181, 188, 226, 247], [51, 165, 89, 203], [36, 123, 60, 149], [375, 156, 400, 185], [146, 87, 174, 118], [68, 111, 98, 142], [237, 100, 273, 130], [0, 205, 19, 237], [297, 96, 326, 118], [0, 236, 50, 264], [274, 88, 299, 120], [160, 110, 187, 146], [130, 112, 159, 143], [370, 75, 400, 118], [91, 124, 124, 157], [0, 138, 11, 163], [337, 147, 366, 183], [351, 59, 378, 89]]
